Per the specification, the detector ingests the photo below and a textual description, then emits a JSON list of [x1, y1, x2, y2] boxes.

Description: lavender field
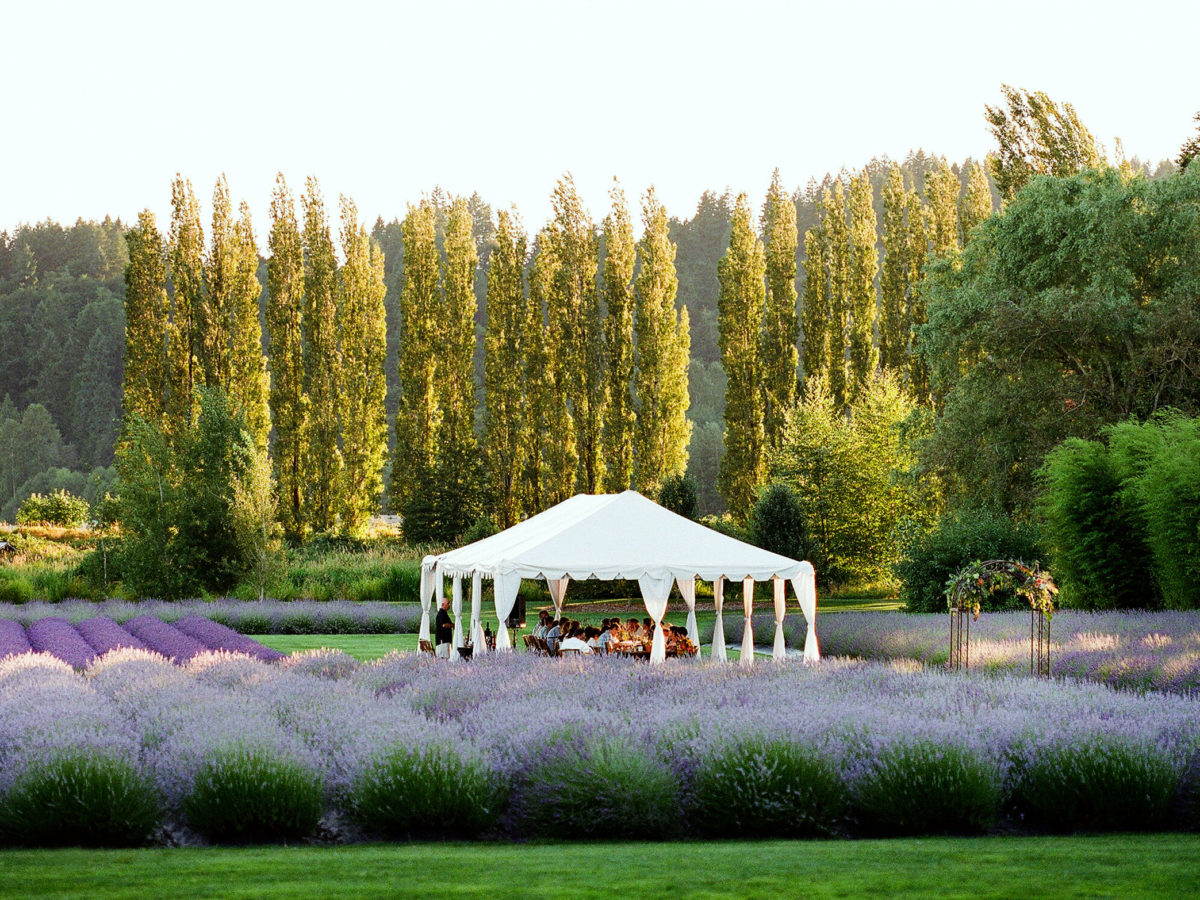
[[0, 649, 1197, 846], [787, 611, 1200, 695]]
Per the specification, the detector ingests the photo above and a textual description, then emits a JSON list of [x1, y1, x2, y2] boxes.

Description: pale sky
[[3, 0, 1197, 241]]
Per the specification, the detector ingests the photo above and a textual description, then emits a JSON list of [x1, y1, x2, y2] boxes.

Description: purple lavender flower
[[0, 619, 32, 658], [174, 616, 284, 662], [123, 616, 208, 663], [25, 617, 96, 669], [75, 618, 149, 656]]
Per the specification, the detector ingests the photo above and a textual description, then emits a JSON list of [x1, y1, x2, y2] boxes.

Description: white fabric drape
[[791, 564, 820, 663], [547, 577, 569, 620], [676, 576, 698, 647], [638, 574, 673, 665], [772, 576, 787, 661], [418, 565, 433, 643], [451, 575, 465, 661], [492, 573, 521, 651], [740, 577, 755, 667], [470, 573, 487, 655], [711, 577, 727, 662]]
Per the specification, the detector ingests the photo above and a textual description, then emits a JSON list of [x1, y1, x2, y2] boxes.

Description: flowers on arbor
[[945, 559, 1058, 621]]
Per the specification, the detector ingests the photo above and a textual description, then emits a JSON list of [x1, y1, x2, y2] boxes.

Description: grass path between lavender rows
[[1, 835, 1198, 899]]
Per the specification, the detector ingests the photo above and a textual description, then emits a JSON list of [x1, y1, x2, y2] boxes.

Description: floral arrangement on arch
[[944, 559, 1058, 621]]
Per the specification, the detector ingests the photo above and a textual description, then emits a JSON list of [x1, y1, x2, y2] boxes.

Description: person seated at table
[[625, 618, 642, 639], [533, 610, 551, 639], [584, 626, 602, 649], [596, 621, 618, 652], [643, 617, 654, 635], [560, 625, 592, 654], [545, 617, 564, 653]]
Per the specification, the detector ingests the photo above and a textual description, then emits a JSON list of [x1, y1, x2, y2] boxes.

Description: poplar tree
[[391, 199, 441, 516], [202, 176, 236, 388], [435, 197, 482, 537], [846, 171, 879, 398], [168, 175, 205, 415], [923, 161, 961, 258], [301, 177, 342, 532], [336, 197, 388, 534], [716, 194, 767, 517], [905, 187, 931, 400], [483, 210, 528, 527], [266, 175, 308, 538], [760, 169, 798, 454], [229, 201, 270, 451], [959, 159, 994, 242], [800, 212, 830, 387], [123, 211, 176, 428], [633, 188, 690, 495], [545, 176, 605, 492], [601, 183, 636, 492], [879, 166, 909, 373], [526, 235, 577, 508], [823, 182, 851, 411]]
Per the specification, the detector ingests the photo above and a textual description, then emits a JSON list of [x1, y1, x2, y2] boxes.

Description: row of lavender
[[0, 616, 282, 668], [0, 599, 421, 635], [1, 650, 1197, 846], [752, 610, 1200, 696]]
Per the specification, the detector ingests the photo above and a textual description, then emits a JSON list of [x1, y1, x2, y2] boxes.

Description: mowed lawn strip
[[1, 835, 1197, 899]]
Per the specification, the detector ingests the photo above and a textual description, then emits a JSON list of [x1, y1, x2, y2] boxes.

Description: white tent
[[419, 491, 818, 665]]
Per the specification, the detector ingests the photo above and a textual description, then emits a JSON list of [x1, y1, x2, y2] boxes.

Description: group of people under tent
[[532, 611, 698, 656]]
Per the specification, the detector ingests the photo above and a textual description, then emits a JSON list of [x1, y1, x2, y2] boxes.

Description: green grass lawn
[[1, 835, 1196, 899]]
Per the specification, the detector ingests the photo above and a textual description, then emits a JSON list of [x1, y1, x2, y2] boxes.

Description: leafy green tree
[[879, 166, 909, 374], [1179, 112, 1200, 171], [0, 403, 68, 509], [846, 171, 879, 398], [717, 194, 767, 518], [117, 388, 254, 600], [985, 84, 1103, 202], [230, 437, 282, 602], [545, 176, 605, 492], [266, 175, 308, 538], [483, 210, 528, 527], [301, 177, 342, 532], [923, 160, 961, 258], [917, 168, 1200, 512], [657, 473, 698, 520], [70, 325, 123, 466], [336, 198, 389, 535], [432, 197, 482, 539], [823, 182, 851, 410], [602, 183, 636, 492], [123, 211, 175, 428], [760, 169, 798, 454], [747, 483, 812, 563], [228, 200, 270, 452], [201, 176, 237, 389], [634, 188, 691, 495], [168, 176, 205, 418], [391, 199, 440, 517], [904, 186, 930, 400], [958, 159, 994, 241], [800, 213, 829, 385]]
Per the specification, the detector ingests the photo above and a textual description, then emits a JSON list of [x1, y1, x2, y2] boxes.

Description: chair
[[560, 648, 581, 656], [419, 639, 435, 656], [523, 634, 536, 651]]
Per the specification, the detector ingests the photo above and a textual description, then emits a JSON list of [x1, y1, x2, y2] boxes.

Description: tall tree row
[[760, 170, 798, 455], [716, 194, 767, 515], [633, 188, 691, 495], [602, 184, 636, 492]]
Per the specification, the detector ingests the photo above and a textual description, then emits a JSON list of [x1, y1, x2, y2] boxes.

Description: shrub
[[896, 510, 1044, 612], [350, 744, 504, 839], [0, 752, 162, 847], [183, 748, 323, 843], [747, 484, 815, 564], [687, 737, 846, 837], [658, 475, 699, 520], [701, 514, 747, 542], [16, 490, 91, 528], [0, 570, 34, 604], [1012, 738, 1176, 832], [851, 741, 1000, 835], [518, 737, 681, 839]]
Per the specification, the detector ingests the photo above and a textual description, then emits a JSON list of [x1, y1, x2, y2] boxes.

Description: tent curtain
[[791, 564, 820, 663], [493, 573, 521, 651], [772, 576, 787, 661], [470, 572, 487, 655], [711, 577, 727, 662], [451, 575, 465, 661], [638, 574, 673, 665], [418, 564, 433, 643], [676, 576, 698, 647], [740, 577, 755, 667], [547, 577, 569, 619]]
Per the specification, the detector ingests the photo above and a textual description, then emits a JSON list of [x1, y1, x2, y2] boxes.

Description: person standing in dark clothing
[[434, 596, 453, 659]]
